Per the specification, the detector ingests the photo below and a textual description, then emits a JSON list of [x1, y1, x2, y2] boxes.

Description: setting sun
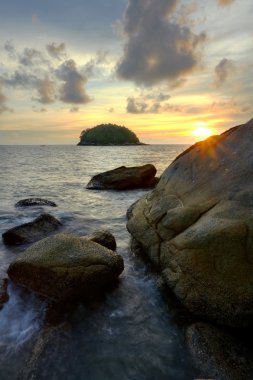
[[192, 127, 213, 138]]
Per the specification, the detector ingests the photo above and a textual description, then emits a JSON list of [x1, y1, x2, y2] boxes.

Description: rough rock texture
[[87, 229, 117, 251], [186, 322, 253, 380], [18, 323, 72, 380], [8, 233, 124, 300], [15, 198, 57, 207], [87, 164, 158, 190], [127, 118, 253, 326], [2, 214, 62, 246], [0, 279, 9, 307]]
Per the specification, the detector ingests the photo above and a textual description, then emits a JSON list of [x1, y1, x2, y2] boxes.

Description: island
[[77, 123, 144, 146]]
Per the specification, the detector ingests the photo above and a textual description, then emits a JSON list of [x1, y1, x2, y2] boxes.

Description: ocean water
[[0, 145, 199, 379]]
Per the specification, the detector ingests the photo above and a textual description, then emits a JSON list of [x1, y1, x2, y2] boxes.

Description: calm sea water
[[0, 145, 199, 379]]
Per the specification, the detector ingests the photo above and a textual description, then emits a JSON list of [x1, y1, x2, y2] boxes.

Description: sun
[[192, 122, 213, 139]]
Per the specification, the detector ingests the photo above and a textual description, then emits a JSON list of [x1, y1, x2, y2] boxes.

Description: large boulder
[[87, 164, 158, 190], [8, 233, 124, 301], [15, 198, 57, 207], [127, 118, 253, 326], [2, 214, 62, 245]]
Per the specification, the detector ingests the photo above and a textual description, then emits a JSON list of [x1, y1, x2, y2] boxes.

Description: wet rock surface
[[87, 229, 117, 251], [0, 279, 9, 307], [87, 164, 158, 190], [18, 323, 72, 380], [186, 322, 253, 380], [8, 233, 124, 301], [127, 118, 253, 326], [15, 198, 57, 208], [2, 214, 62, 246]]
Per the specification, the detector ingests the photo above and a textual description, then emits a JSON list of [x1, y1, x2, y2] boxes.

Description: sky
[[0, 0, 252, 144]]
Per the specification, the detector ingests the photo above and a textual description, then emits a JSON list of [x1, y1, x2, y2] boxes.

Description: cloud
[[218, 0, 235, 6], [0, 84, 12, 114], [69, 107, 79, 112], [35, 76, 56, 104], [57, 59, 91, 104], [116, 0, 206, 86], [2, 71, 37, 88], [126, 96, 168, 113], [19, 48, 48, 67], [214, 58, 236, 87], [4, 40, 17, 60], [46, 43, 67, 60]]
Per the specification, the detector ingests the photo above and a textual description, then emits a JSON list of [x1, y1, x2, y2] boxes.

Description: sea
[[0, 144, 200, 379]]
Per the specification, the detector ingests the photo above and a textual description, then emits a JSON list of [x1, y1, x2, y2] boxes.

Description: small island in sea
[[77, 123, 145, 146]]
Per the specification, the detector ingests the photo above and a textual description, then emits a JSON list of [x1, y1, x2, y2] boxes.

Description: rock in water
[[0, 279, 9, 308], [87, 229, 117, 251], [87, 164, 158, 190], [15, 198, 57, 207], [127, 118, 253, 326], [8, 233, 124, 301], [2, 214, 62, 245], [186, 322, 253, 380]]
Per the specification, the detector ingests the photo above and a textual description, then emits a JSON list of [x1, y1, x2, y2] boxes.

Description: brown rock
[[127, 118, 253, 326], [2, 214, 62, 246], [87, 164, 158, 190]]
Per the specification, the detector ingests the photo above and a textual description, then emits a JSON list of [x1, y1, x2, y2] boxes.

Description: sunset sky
[[0, 0, 252, 144]]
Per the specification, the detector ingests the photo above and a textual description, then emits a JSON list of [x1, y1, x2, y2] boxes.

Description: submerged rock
[[127, 118, 253, 326], [8, 233, 124, 301], [0, 279, 9, 308], [15, 198, 57, 208], [87, 229, 117, 251], [18, 323, 72, 380], [2, 214, 62, 246], [186, 322, 253, 380], [87, 164, 158, 190]]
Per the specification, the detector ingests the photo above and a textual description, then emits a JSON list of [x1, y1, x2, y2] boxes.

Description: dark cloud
[[35, 76, 56, 104], [127, 97, 149, 113], [2, 71, 37, 88], [214, 58, 235, 87], [116, 0, 206, 86], [19, 48, 48, 67], [57, 59, 91, 104], [46, 43, 67, 60], [218, 0, 235, 6]]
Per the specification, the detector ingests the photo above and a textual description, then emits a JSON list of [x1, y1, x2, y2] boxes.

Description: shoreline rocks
[[0, 279, 9, 308], [127, 118, 253, 326], [87, 164, 158, 190], [87, 229, 117, 251], [186, 322, 253, 380], [2, 214, 62, 246], [15, 198, 57, 208], [8, 233, 124, 301]]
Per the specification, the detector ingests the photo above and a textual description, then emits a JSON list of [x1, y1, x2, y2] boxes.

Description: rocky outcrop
[[8, 233, 124, 301], [87, 229, 117, 251], [2, 214, 62, 245], [15, 198, 57, 207], [0, 279, 9, 308], [127, 118, 253, 326], [87, 164, 158, 190], [186, 322, 253, 380]]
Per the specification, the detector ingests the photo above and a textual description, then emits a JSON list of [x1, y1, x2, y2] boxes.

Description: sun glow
[[192, 122, 213, 139]]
